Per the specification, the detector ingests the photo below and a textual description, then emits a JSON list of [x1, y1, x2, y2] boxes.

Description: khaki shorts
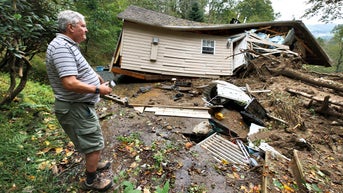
[[54, 100, 104, 154]]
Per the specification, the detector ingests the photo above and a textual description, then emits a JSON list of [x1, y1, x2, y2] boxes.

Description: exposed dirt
[[73, 66, 343, 192]]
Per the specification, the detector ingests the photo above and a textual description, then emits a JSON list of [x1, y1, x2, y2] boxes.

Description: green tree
[[206, 0, 237, 24], [73, 0, 122, 66], [332, 25, 343, 72], [236, 0, 276, 23], [0, 0, 63, 105], [118, 0, 167, 13], [303, 0, 342, 23], [186, 0, 204, 22], [175, 0, 206, 19]]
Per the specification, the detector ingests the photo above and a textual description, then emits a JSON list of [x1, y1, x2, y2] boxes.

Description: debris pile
[[100, 29, 343, 191], [101, 66, 343, 192]]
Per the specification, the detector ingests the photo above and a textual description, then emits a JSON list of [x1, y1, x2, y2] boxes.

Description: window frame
[[201, 39, 215, 54]]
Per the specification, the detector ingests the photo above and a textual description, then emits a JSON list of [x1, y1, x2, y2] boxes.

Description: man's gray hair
[[57, 10, 85, 32]]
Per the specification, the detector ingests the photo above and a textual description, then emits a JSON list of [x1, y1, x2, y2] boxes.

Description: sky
[[270, 0, 341, 25]]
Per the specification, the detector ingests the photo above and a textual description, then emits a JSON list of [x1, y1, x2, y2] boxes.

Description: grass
[[0, 72, 74, 192], [114, 133, 175, 193], [1, 69, 173, 192]]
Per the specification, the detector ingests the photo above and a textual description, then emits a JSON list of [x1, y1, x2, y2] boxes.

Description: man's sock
[[85, 171, 97, 184]]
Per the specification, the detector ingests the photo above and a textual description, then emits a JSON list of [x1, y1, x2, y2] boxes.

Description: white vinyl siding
[[119, 22, 234, 77]]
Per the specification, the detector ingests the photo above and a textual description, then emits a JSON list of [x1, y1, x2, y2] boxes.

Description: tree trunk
[[269, 67, 343, 93], [336, 42, 343, 73], [0, 56, 31, 106], [286, 88, 343, 107]]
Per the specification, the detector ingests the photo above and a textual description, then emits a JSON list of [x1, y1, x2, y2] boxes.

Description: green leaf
[[14, 53, 23, 58], [273, 179, 283, 189], [311, 184, 323, 192], [13, 13, 22, 20], [155, 180, 170, 193], [305, 183, 312, 191], [122, 181, 141, 193], [317, 170, 325, 177]]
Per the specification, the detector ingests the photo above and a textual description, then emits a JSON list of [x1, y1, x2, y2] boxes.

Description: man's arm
[[61, 75, 112, 95], [97, 74, 105, 84]]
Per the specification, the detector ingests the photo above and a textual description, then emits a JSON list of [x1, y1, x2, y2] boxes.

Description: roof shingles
[[117, 5, 209, 26]]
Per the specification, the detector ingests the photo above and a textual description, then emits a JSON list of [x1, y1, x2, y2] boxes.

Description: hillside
[[306, 23, 336, 39], [70, 59, 343, 192]]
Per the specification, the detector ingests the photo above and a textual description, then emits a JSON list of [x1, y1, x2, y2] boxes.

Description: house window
[[202, 40, 215, 54]]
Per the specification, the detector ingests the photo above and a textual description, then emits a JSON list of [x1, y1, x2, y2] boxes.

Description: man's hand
[[98, 83, 112, 95]]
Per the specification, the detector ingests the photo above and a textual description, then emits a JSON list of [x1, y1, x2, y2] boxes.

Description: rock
[[193, 121, 211, 135]]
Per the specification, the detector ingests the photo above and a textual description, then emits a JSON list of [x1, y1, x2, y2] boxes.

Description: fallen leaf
[[185, 142, 193, 149], [130, 162, 138, 168], [240, 185, 248, 191], [67, 141, 74, 148], [221, 159, 229, 165], [48, 124, 57, 130], [144, 171, 151, 175], [143, 146, 151, 150], [36, 148, 49, 155], [60, 157, 69, 165], [51, 164, 59, 175], [55, 147, 63, 154], [125, 145, 133, 152], [65, 149, 74, 157], [233, 172, 240, 179], [283, 184, 294, 192], [38, 161, 51, 170], [227, 173, 235, 179]]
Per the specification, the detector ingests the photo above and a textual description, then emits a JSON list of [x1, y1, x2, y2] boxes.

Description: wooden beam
[[286, 88, 343, 107], [111, 67, 173, 80], [130, 104, 211, 110], [144, 107, 211, 119]]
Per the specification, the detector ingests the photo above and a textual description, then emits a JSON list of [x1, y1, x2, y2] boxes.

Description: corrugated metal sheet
[[198, 133, 248, 165]]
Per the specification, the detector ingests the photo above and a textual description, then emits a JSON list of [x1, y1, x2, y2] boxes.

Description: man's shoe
[[97, 160, 111, 171], [81, 177, 113, 192]]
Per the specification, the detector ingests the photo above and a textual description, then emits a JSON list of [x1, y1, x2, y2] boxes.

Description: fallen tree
[[245, 51, 343, 93]]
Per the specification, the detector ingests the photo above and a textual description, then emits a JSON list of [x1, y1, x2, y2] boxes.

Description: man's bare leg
[[85, 150, 100, 184]]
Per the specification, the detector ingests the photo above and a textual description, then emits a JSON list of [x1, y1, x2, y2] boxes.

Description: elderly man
[[46, 10, 113, 191]]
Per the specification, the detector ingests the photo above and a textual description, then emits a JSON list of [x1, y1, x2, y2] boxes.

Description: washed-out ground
[[73, 68, 343, 193]]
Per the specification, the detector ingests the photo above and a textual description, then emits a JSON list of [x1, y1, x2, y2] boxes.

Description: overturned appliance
[[203, 80, 287, 126]]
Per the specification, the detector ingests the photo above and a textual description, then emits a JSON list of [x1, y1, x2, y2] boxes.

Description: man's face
[[69, 21, 88, 43]]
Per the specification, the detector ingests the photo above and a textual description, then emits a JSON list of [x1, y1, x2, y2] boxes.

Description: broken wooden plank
[[145, 107, 211, 119], [291, 149, 307, 192], [262, 149, 297, 193], [244, 84, 271, 96], [130, 104, 211, 110], [251, 45, 298, 56], [210, 108, 248, 138], [261, 150, 270, 193], [102, 94, 129, 106], [286, 88, 343, 107], [246, 33, 290, 50], [133, 106, 145, 113], [111, 66, 173, 80]]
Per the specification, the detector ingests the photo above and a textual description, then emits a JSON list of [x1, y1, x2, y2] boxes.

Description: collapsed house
[[110, 5, 331, 80], [102, 6, 343, 192]]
